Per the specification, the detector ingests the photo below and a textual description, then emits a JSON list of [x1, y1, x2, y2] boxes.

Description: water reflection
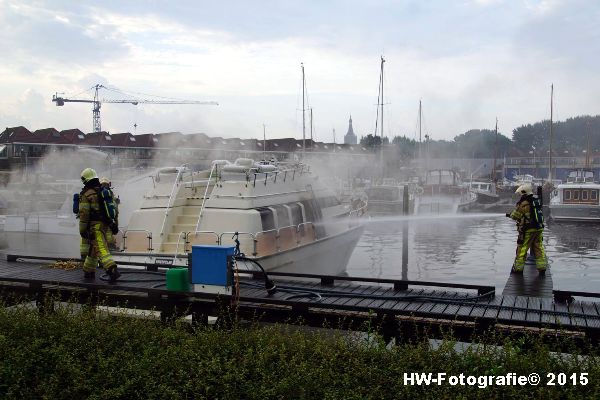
[[548, 222, 600, 253], [347, 215, 600, 293]]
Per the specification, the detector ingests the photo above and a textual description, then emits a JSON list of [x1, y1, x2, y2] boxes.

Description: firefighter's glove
[[109, 221, 119, 235], [505, 213, 510, 218], [80, 231, 89, 240]]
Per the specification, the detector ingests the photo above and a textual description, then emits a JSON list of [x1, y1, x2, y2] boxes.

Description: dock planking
[[1, 255, 600, 345], [502, 258, 553, 298]]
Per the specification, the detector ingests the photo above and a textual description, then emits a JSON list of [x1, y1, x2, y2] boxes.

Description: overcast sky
[[1, 0, 598, 142]]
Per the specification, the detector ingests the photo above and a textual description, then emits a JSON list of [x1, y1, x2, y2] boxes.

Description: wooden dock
[[1, 254, 599, 350], [502, 257, 553, 298]]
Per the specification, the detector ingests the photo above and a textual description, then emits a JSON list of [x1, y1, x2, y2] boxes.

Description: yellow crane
[[52, 84, 218, 132]]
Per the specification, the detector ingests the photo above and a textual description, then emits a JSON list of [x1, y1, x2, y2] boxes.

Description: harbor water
[[1, 215, 599, 293], [347, 214, 600, 293]]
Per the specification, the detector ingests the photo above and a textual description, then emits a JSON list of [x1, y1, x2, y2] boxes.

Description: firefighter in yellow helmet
[[99, 177, 119, 250], [79, 168, 120, 282], [507, 183, 547, 273]]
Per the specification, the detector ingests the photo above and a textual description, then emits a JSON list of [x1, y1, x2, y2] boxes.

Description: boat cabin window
[[316, 196, 340, 208], [582, 190, 589, 201], [564, 190, 571, 200], [287, 203, 303, 226], [301, 200, 318, 223], [592, 190, 598, 201], [573, 190, 580, 200], [256, 207, 275, 231], [273, 205, 291, 228]]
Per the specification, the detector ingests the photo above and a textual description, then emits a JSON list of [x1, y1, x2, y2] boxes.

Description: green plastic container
[[166, 268, 190, 292]]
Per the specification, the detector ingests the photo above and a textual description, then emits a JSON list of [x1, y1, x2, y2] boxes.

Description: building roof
[[0, 126, 32, 143]]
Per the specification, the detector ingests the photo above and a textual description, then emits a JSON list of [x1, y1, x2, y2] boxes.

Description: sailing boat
[[412, 101, 476, 214], [364, 57, 416, 215]]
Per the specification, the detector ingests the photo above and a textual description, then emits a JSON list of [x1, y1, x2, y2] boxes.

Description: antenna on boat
[[310, 108, 313, 146], [301, 62, 306, 161], [548, 84, 554, 183], [333, 128, 336, 153], [263, 123, 266, 161], [585, 120, 591, 169], [491, 117, 498, 182], [418, 99, 422, 165]]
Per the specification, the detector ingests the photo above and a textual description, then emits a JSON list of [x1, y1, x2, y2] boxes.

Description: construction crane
[[52, 84, 218, 133]]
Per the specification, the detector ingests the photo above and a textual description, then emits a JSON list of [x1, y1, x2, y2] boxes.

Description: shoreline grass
[[1, 301, 599, 399]]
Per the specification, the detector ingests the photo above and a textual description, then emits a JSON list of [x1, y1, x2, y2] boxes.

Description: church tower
[[344, 115, 357, 144]]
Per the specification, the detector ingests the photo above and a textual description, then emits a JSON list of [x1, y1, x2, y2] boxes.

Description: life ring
[[415, 187, 424, 195]]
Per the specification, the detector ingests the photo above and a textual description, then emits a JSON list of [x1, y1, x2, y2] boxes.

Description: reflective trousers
[[81, 222, 117, 273], [513, 228, 547, 272]]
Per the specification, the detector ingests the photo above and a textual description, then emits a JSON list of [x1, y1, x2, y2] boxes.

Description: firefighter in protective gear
[[79, 168, 120, 282], [99, 177, 119, 249], [507, 183, 547, 273]]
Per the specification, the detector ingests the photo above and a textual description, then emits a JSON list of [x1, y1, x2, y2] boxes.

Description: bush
[[0, 301, 598, 399]]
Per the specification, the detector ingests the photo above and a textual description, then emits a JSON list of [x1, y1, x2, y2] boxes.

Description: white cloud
[[1, 0, 599, 141]]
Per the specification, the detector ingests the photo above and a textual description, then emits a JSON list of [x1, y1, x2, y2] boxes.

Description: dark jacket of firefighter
[[78, 183, 117, 273]]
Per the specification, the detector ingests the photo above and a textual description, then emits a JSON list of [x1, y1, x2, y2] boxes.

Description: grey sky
[[0, 0, 598, 141]]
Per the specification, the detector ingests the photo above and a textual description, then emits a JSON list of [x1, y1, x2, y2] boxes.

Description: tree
[[360, 135, 389, 148]]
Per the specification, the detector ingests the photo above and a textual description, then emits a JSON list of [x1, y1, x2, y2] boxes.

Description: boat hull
[[256, 224, 365, 275], [549, 204, 600, 222], [114, 224, 365, 276], [367, 201, 413, 216], [2, 214, 78, 235]]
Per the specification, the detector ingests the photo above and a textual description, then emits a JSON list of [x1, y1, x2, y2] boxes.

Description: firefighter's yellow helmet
[[99, 177, 111, 186], [81, 168, 98, 184], [515, 183, 533, 195]]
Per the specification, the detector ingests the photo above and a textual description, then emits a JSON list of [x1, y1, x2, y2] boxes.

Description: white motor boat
[[114, 159, 367, 275], [549, 170, 600, 222]]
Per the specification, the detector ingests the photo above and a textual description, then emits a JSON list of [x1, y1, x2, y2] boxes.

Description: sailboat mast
[[333, 128, 336, 153], [586, 121, 591, 169], [548, 84, 554, 182], [301, 62, 306, 160], [418, 100, 422, 162], [263, 124, 266, 160], [492, 118, 498, 182], [379, 56, 385, 174], [310, 108, 313, 146]]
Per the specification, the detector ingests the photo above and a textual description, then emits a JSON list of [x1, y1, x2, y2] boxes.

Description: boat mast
[[263, 124, 266, 161], [492, 117, 498, 182], [585, 121, 591, 169], [310, 108, 313, 147], [379, 56, 385, 176], [548, 84, 554, 182], [418, 100, 422, 163], [301, 62, 306, 160], [333, 128, 336, 153]]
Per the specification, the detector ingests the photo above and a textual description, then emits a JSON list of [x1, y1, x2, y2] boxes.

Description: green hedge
[[0, 302, 599, 399]]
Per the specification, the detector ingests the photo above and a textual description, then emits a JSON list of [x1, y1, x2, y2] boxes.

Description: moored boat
[[549, 170, 600, 222], [416, 170, 476, 213], [114, 158, 366, 275], [364, 179, 415, 215]]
